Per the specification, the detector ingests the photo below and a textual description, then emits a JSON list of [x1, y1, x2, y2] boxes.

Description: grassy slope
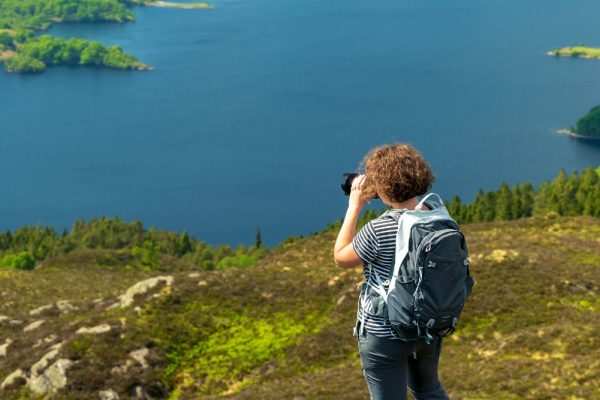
[[0, 216, 598, 399]]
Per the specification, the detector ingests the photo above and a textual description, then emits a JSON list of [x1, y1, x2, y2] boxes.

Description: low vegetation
[[0, 168, 598, 398], [548, 45, 600, 59]]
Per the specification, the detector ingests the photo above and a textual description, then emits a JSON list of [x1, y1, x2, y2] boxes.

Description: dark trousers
[[358, 332, 449, 400]]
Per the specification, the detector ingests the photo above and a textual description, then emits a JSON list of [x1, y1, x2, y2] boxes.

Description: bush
[[0, 251, 36, 270]]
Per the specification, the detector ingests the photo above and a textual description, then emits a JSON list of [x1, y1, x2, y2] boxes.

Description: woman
[[333, 143, 449, 400]]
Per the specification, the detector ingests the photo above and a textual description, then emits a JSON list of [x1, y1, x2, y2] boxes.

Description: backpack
[[356, 193, 474, 343]]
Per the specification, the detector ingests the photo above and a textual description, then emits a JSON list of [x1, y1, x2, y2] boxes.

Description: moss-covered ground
[[1, 216, 598, 399]]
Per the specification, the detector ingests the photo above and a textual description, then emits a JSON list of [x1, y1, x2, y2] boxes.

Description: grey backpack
[[357, 193, 474, 342]]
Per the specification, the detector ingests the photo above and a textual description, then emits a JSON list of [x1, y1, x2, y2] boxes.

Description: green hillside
[[1, 214, 598, 399]]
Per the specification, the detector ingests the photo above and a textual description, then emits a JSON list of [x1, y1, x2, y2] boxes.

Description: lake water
[[1, 0, 600, 246]]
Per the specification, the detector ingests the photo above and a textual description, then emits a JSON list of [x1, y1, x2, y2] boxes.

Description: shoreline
[[0, 50, 16, 61], [556, 129, 600, 141], [144, 1, 212, 9]]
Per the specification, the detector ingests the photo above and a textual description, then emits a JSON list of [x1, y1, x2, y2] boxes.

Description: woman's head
[[361, 143, 435, 204]]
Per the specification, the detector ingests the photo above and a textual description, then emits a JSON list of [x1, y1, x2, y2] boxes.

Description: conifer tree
[[495, 183, 513, 220]]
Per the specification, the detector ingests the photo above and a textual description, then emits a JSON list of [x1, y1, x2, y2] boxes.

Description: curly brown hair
[[360, 143, 435, 204]]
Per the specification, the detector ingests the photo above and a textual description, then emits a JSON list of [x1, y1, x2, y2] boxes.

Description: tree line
[[1, 167, 598, 271], [447, 167, 600, 223], [0, 217, 267, 271]]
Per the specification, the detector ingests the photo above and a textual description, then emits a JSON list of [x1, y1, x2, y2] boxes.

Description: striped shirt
[[353, 203, 435, 338], [352, 210, 404, 338]]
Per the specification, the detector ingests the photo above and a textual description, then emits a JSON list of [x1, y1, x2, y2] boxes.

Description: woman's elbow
[[333, 253, 360, 268]]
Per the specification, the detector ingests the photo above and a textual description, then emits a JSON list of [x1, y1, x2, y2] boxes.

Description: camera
[[341, 173, 379, 198], [341, 173, 359, 196]]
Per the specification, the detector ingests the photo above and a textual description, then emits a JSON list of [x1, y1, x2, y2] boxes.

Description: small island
[[0, 0, 211, 74], [558, 105, 600, 140], [548, 45, 600, 60], [145, 1, 212, 9]]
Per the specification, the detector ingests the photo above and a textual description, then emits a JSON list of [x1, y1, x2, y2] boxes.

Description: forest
[[574, 105, 600, 138], [3, 34, 148, 72], [0, 0, 147, 72], [1, 167, 598, 272]]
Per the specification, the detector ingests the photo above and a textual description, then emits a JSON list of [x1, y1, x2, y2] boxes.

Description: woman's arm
[[334, 175, 369, 268]]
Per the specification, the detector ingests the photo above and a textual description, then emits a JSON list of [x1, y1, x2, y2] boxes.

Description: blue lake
[[1, 0, 599, 246]]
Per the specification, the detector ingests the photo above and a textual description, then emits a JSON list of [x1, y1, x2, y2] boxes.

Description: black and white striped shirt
[[352, 210, 403, 338]]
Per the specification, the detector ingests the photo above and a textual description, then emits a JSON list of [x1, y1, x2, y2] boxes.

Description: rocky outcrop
[[29, 358, 74, 394], [0, 341, 74, 395], [107, 276, 173, 310]]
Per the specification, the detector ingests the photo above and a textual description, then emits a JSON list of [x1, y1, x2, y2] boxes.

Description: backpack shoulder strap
[[416, 193, 445, 210]]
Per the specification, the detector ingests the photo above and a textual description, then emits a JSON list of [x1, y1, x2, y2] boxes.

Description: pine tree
[[495, 183, 513, 220], [448, 195, 463, 223], [255, 227, 263, 249], [178, 231, 193, 256], [520, 182, 535, 217]]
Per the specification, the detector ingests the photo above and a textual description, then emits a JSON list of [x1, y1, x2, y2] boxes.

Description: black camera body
[[341, 173, 359, 196], [341, 173, 378, 198]]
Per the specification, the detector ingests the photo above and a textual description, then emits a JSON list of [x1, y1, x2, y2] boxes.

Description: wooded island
[[0, 0, 209, 73]]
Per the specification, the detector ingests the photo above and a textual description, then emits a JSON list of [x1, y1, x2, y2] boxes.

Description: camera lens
[[341, 173, 359, 196]]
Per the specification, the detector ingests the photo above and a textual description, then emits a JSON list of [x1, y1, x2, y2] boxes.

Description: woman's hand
[[348, 174, 370, 211], [334, 175, 371, 268]]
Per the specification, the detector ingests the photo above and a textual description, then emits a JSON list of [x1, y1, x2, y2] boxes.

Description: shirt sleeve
[[352, 221, 379, 264]]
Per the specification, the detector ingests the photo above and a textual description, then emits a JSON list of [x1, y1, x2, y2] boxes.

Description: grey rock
[[107, 276, 174, 310], [29, 304, 55, 316], [129, 348, 150, 369], [23, 319, 45, 332], [76, 324, 112, 335], [56, 300, 78, 314], [29, 358, 74, 394], [99, 389, 120, 400], [134, 385, 148, 400], [0, 369, 26, 390], [0, 338, 12, 357], [30, 343, 62, 377]]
